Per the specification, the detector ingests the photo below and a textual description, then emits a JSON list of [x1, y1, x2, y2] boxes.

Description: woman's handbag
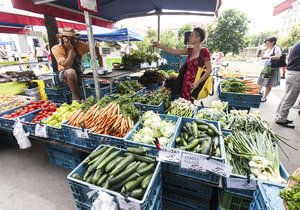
[[191, 66, 213, 99], [271, 47, 287, 68], [261, 60, 272, 78]]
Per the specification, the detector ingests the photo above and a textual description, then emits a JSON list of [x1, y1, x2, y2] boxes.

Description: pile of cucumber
[[175, 119, 222, 157], [72, 146, 156, 200]]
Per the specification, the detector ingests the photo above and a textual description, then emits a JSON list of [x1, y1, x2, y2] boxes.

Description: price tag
[[75, 129, 89, 138], [226, 177, 257, 190], [180, 152, 207, 172], [117, 196, 141, 210], [35, 124, 48, 138], [157, 148, 182, 163], [205, 159, 232, 178]]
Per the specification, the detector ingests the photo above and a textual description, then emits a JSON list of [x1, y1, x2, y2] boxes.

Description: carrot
[[69, 109, 81, 124]]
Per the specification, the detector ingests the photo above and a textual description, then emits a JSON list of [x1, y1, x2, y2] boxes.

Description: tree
[[246, 31, 278, 47], [278, 24, 300, 50], [135, 28, 157, 53], [160, 30, 178, 49], [207, 9, 249, 55]]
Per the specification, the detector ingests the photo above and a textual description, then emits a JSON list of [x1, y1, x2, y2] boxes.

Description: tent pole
[[84, 11, 100, 99], [157, 13, 160, 42]]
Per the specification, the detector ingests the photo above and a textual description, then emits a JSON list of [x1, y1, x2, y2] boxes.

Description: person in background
[[153, 27, 212, 101], [43, 44, 51, 61], [51, 27, 103, 101], [257, 37, 282, 102], [275, 40, 300, 128], [215, 52, 225, 65]]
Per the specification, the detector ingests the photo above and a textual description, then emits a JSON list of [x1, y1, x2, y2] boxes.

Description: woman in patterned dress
[[153, 27, 212, 101]]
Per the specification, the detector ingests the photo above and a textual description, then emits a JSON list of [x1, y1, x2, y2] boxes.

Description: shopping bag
[[261, 60, 272, 78], [191, 66, 213, 100]]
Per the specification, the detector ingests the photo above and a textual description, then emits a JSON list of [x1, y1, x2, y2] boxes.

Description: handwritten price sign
[[180, 152, 207, 172], [157, 148, 182, 163]]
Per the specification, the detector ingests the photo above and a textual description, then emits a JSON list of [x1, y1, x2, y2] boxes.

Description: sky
[[1, 0, 286, 35]]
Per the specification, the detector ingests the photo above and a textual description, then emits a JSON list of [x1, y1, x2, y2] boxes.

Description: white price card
[[35, 124, 48, 138], [226, 177, 257, 190], [78, 0, 98, 14], [205, 159, 232, 178], [75, 129, 89, 139], [180, 152, 207, 172], [117, 196, 141, 210], [157, 148, 182, 163]]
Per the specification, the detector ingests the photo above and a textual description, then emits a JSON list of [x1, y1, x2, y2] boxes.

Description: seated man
[[52, 27, 103, 100]]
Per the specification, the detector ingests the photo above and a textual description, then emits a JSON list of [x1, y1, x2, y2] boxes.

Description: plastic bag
[[261, 60, 272, 78], [89, 190, 118, 210], [13, 118, 32, 149]]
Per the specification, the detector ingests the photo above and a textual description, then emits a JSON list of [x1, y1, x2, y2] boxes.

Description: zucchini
[[187, 136, 195, 143], [92, 168, 104, 185], [127, 147, 147, 155], [137, 163, 155, 176], [134, 154, 155, 163], [105, 156, 123, 173], [141, 174, 153, 189], [121, 174, 148, 193], [110, 173, 140, 191], [130, 188, 145, 200], [110, 154, 135, 175], [200, 140, 212, 155], [180, 137, 188, 147], [96, 174, 109, 186], [185, 123, 193, 134], [108, 162, 140, 185], [96, 150, 121, 170], [137, 162, 149, 170], [208, 123, 221, 136], [191, 122, 198, 137]]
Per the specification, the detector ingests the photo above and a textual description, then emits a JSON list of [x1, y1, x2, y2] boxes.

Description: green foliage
[[246, 31, 278, 47], [160, 30, 178, 49], [135, 29, 157, 53], [278, 24, 300, 49], [207, 9, 249, 55]]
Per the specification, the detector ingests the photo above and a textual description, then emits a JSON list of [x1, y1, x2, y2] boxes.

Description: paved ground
[[0, 64, 299, 209]]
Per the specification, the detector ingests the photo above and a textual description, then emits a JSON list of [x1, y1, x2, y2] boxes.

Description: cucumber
[[87, 155, 101, 166], [130, 188, 145, 200], [187, 136, 195, 143], [86, 173, 94, 184], [137, 162, 149, 170], [198, 125, 209, 131], [213, 137, 219, 149], [200, 140, 212, 155], [110, 154, 135, 175], [125, 161, 138, 170], [182, 139, 200, 151], [206, 129, 215, 137], [92, 169, 104, 185], [83, 165, 95, 180], [180, 137, 188, 147], [96, 150, 121, 170], [110, 173, 140, 191], [208, 123, 221, 136], [175, 137, 181, 143], [96, 174, 109, 186], [105, 156, 123, 173], [121, 174, 148, 193], [193, 144, 201, 153], [185, 123, 193, 134], [134, 154, 155, 163], [141, 174, 153, 189], [191, 122, 198, 137], [71, 173, 82, 180], [215, 147, 221, 157], [137, 163, 155, 176], [127, 147, 147, 155], [195, 119, 209, 126], [108, 162, 140, 185], [183, 132, 189, 141], [102, 174, 114, 189], [87, 146, 108, 161], [86, 147, 115, 177]]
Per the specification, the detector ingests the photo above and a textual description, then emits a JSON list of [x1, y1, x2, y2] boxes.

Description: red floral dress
[[181, 48, 211, 101]]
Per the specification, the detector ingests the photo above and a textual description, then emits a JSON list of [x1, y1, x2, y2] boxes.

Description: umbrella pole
[[157, 13, 161, 42], [84, 11, 101, 99]]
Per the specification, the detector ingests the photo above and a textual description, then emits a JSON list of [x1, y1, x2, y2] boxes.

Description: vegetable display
[[31, 102, 58, 123], [0, 95, 15, 104], [72, 146, 156, 200], [280, 174, 300, 210], [68, 103, 134, 138], [43, 101, 81, 128], [81, 96, 97, 113], [115, 80, 144, 95], [135, 88, 170, 107], [195, 101, 228, 128], [158, 70, 178, 79], [0, 100, 24, 112], [131, 111, 176, 147], [138, 71, 164, 87], [2, 101, 47, 119], [122, 51, 159, 67], [221, 78, 261, 94], [167, 98, 196, 117], [175, 119, 221, 157], [217, 70, 243, 79]]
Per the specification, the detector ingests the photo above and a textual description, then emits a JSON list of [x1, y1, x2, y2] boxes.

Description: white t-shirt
[[263, 45, 282, 57]]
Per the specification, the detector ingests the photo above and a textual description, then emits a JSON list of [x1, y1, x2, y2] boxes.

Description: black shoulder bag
[[271, 47, 287, 68]]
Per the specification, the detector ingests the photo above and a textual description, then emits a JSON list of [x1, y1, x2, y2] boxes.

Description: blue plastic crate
[[124, 114, 181, 155], [0, 107, 40, 131], [134, 101, 164, 114], [165, 117, 225, 186], [62, 122, 97, 150], [218, 188, 252, 210], [252, 181, 285, 210], [218, 84, 262, 108], [146, 83, 162, 91], [44, 143, 82, 170], [85, 84, 111, 98], [44, 86, 69, 95], [46, 124, 65, 142], [45, 87, 72, 104], [67, 145, 162, 210], [249, 200, 264, 210], [88, 132, 126, 149], [75, 202, 90, 210]]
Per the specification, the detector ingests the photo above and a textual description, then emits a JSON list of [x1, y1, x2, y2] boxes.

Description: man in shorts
[[52, 27, 103, 100]]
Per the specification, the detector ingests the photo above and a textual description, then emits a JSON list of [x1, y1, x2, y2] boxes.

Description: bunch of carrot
[[244, 79, 261, 94], [68, 103, 134, 138]]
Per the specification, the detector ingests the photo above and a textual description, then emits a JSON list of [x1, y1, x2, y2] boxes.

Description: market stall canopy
[[80, 28, 143, 42], [0, 22, 29, 35], [0, 11, 87, 30], [12, 0, 221, 23]]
